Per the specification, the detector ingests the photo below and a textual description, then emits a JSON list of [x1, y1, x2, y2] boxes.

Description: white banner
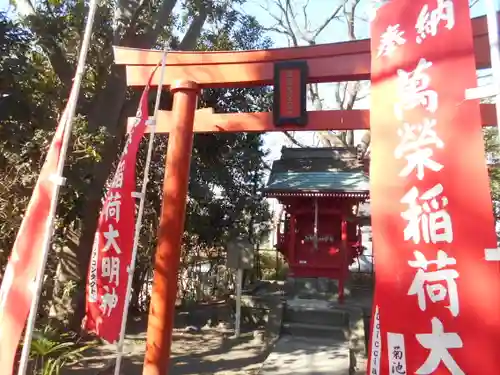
[[388, 332, 407, 375], [369, 305, 382, 375]]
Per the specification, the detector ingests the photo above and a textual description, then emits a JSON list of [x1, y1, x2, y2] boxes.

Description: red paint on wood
[[127, 104, 497, 134], [277, 198, 362, 283], [115, 14, 497, 87], [278, 69, 301, 118], [143, 81, 199, 375]]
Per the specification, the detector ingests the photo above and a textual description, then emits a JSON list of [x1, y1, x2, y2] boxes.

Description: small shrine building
[[263, 147, 370, 297]]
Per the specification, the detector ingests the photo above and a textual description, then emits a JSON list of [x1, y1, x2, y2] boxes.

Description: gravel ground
[[65, 321, 269, 375]]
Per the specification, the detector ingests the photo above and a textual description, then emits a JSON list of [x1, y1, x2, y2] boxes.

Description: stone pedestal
[[286, 276, 352, 301]]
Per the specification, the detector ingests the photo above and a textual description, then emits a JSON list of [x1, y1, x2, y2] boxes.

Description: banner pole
[[17, 0, 100, 373], [485, 0, 500, 142], [113, 48, 169, 375]]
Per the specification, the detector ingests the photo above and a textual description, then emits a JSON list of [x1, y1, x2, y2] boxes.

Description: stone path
[[258, 335, 350, 375]]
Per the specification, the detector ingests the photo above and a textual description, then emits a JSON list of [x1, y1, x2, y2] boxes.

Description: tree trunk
[[49, 69, 129, 329], [47, 5, 209, 329]]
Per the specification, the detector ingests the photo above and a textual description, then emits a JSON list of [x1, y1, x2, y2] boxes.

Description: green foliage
[[259, 251, 288, 281], [27, 325, 96, 375], [484, 127, 500, 223], [0, 0, 276, 325], [0, 10, 110, 284], [0, 12, 59, 256]]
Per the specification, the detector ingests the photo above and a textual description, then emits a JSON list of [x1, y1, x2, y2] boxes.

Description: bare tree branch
[[310, 5, 343, 41], [11, 0, 35, 17], [469, 0, 481, 8], [302, 0, 310, 31], [276, 0, 300, 46], [344, 0, 359, 40], [308, 84, 322, 110], [258, 0, 366, 150], [282, 131, 311, 148], [286, 0, 309, 43], [337, 0, 362, 148]]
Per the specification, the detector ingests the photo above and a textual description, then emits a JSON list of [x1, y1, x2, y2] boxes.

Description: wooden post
[[143, 80, 199, 375], [339, 217, 348, 303], [313, 197, 318, 251], [234, 268, 243, 337], [289, 213, 296, 266], [275, 211, 281, 276]]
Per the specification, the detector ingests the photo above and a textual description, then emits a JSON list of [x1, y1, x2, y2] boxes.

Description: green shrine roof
[[265, 171, 369, 192], [263, 147, 370, 195]]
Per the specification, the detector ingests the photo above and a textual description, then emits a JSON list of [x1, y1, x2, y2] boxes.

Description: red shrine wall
[[277, 197, 362, 279]]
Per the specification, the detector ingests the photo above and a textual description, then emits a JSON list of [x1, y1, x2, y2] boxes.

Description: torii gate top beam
[[115, 14, 497, 88]]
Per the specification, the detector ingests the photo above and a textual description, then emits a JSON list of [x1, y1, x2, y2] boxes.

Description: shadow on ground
[[67, 329, 269, 375], [64, 299, 277, 375]]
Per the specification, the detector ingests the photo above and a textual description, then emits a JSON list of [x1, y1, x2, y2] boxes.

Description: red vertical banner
[[84, 85, 150, 343], [370, 0, 500, 374], [0, 111, 68, 374]]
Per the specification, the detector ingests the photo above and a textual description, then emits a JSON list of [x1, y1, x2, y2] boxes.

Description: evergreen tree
[[0, 5, 274, 326]]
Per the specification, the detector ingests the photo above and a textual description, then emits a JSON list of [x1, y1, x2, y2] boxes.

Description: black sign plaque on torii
[[273, 60, 309, 127]]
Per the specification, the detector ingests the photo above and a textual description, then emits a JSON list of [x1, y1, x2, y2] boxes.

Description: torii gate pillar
[[143, 80, 199, 375]]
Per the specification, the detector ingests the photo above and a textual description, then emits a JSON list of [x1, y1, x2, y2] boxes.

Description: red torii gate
[[113, 13, 498, 375]]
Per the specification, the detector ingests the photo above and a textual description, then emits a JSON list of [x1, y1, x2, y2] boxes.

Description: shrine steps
[[257, 277, 370, 374], [282, 321, 347, 341], [286, 276, 352, 300], [285, 305, 349, 327], [258, 299, 355, 374], [282, 297, 351, 341]]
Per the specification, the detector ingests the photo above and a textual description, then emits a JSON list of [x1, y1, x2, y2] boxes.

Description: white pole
[[113, 48, 169, 375], [17, 0, 100, 373], [485, 0, 500, 141], [234, 268, 243, 338], [313, 197, 318, 251], [483, 0, 500, 261]]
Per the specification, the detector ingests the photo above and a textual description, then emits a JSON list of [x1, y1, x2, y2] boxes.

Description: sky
[[237, 0, 492, 164], [0, 0, 494, 166], [241, 0, 374, 163]]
